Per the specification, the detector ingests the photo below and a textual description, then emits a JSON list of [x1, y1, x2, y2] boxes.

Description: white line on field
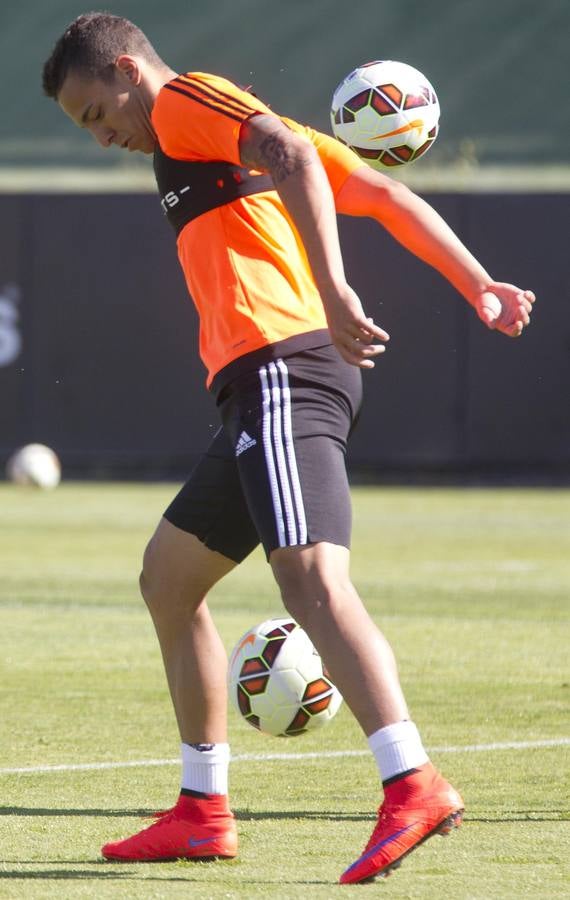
[[0, 738, 568, 776]]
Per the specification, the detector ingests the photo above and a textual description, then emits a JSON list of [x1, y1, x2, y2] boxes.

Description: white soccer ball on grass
[[6, 443, 61, 489]]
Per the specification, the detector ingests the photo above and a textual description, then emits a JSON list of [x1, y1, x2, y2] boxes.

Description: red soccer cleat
[[102, 793, 237, 862], [339, 763, 464, 884]]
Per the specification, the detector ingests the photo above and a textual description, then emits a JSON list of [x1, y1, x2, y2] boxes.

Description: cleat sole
[[437, 809, 464, 836], [387, 807, 464, 875], [103, 848, 237, 862], [342, 806, 464, 885]]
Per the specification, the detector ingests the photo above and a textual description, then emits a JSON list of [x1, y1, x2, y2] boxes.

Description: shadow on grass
[[0, 861, 331, 886], [0, 807, 156, 818], [465, 812, 568, 822], [1, 806, 566, 823], [0, 869, 196, 882], [0, 806, 373, 822]]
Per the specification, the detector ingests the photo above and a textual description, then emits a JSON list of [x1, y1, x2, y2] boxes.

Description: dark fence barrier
[[0, 191, 568, 479]]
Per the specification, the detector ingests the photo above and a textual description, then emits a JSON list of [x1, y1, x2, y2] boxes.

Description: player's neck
[[157, 66, 179, 90]]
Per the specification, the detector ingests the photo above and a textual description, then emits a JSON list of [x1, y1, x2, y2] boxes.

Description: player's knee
[[139, 537, 160, 611], [139, 535, 182, 616], [275, 561, 354, 627], [280, 584, 349, 628], [273, 542, 352, 593], [279, 588, 316, 628], [139, 533, 211, 620]]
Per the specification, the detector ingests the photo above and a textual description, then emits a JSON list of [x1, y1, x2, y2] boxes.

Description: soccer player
[[42, 13, 535, 884]]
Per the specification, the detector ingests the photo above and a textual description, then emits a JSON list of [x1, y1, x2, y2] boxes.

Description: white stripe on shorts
[[259, 360, 308, 548], [276, 359, 307, 545]]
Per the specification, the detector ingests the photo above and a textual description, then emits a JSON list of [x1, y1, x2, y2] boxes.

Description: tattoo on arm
[[258, 133, 311, 184]]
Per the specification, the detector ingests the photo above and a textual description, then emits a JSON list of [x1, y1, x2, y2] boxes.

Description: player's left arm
[[336, 164, 535, 337], [239, 113, 390, 367]]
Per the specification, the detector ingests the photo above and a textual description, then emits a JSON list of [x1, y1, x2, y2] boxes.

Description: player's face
[[58, 63, 157, 155]]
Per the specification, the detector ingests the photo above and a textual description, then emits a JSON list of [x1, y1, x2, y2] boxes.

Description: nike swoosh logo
[[371, 119, 424, 141], [229, 633, 256, 669], [188, 835, 216, 849], [344, 823, 416, 873]]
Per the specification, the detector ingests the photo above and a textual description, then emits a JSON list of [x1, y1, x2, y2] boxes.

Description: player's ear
[[115, 55, 142, 86]]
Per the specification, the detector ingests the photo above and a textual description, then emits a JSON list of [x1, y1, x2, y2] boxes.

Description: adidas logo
[[235, 430, 257, 457]]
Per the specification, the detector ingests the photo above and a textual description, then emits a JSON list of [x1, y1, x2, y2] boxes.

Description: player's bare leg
[[270, 541, 407, 733], [102, 519, 238, 862], [270, 541, 463, 884], [140, 519, 235, 743]]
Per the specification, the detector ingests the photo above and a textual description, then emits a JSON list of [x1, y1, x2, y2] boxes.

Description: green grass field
[[0, 483, 568, 899]]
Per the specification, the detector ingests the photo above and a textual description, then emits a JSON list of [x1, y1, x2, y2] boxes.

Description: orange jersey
[[151, 72, 364, 389]]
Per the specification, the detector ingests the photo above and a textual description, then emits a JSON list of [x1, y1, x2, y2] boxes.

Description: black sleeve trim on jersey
[[164, 82, 244, 123]]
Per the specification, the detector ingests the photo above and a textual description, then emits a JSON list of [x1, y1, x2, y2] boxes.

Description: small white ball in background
[[5, 443, 61, 489]]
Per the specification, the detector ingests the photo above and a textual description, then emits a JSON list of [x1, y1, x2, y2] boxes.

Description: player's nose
[[91, 125, 116, 149]]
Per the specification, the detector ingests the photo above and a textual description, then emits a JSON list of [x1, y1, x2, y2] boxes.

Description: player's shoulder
[[151, 71, 276, 161], [154, 71, 275, 140], [157, 71, 268, 112], [172, 71, 241, 96], [280, 117, 366, 193], [179, 71, 242, 91]]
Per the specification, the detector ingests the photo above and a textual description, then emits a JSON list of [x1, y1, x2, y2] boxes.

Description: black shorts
[[164, 345, 362, 561]]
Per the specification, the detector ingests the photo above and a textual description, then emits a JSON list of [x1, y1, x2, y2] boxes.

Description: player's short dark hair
[[42, 12, 163, 99]]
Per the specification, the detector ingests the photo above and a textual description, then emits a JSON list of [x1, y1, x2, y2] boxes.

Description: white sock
[[368, 720, 429, 783], [181, 742, 230, 795]]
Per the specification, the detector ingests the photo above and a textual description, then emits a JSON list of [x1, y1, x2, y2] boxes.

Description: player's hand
[[474, 282, 536, 337], [322, 283, 389, 368]]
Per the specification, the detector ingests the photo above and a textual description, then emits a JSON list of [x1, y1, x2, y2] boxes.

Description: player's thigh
[[219, 347, 362, 557], [162, 425, 260, 565], [141, 516, 238, 611]]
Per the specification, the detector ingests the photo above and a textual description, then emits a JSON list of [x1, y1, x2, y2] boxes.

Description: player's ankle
[[181, 741, 230, 795], [174, 790, 233, 819], [381, 761, 440, 799], [368, 720, 430, 784]]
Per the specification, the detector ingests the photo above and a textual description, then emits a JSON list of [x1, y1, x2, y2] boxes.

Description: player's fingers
[[359, 342, 386, 356], [346, 324, 390, 346], [488, 283, 536, 307], [362, 317, 390, 342], [338, 346, 376, 368], [354, 329, 376, 345], [479, 306, 498, 329], [507, 320, 524, 337], [347, 339, 386, 358], [338, 339, 386, 367]]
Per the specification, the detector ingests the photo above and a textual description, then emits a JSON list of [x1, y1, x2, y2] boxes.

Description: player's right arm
[[335, 164, 535, 337], [239, 113, 390, 367], [153, 76, 387, 367]]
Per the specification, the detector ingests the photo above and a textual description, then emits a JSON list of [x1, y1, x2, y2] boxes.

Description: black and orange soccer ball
[[227, 618, 343, 737], [331, 59, 440, 169]]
